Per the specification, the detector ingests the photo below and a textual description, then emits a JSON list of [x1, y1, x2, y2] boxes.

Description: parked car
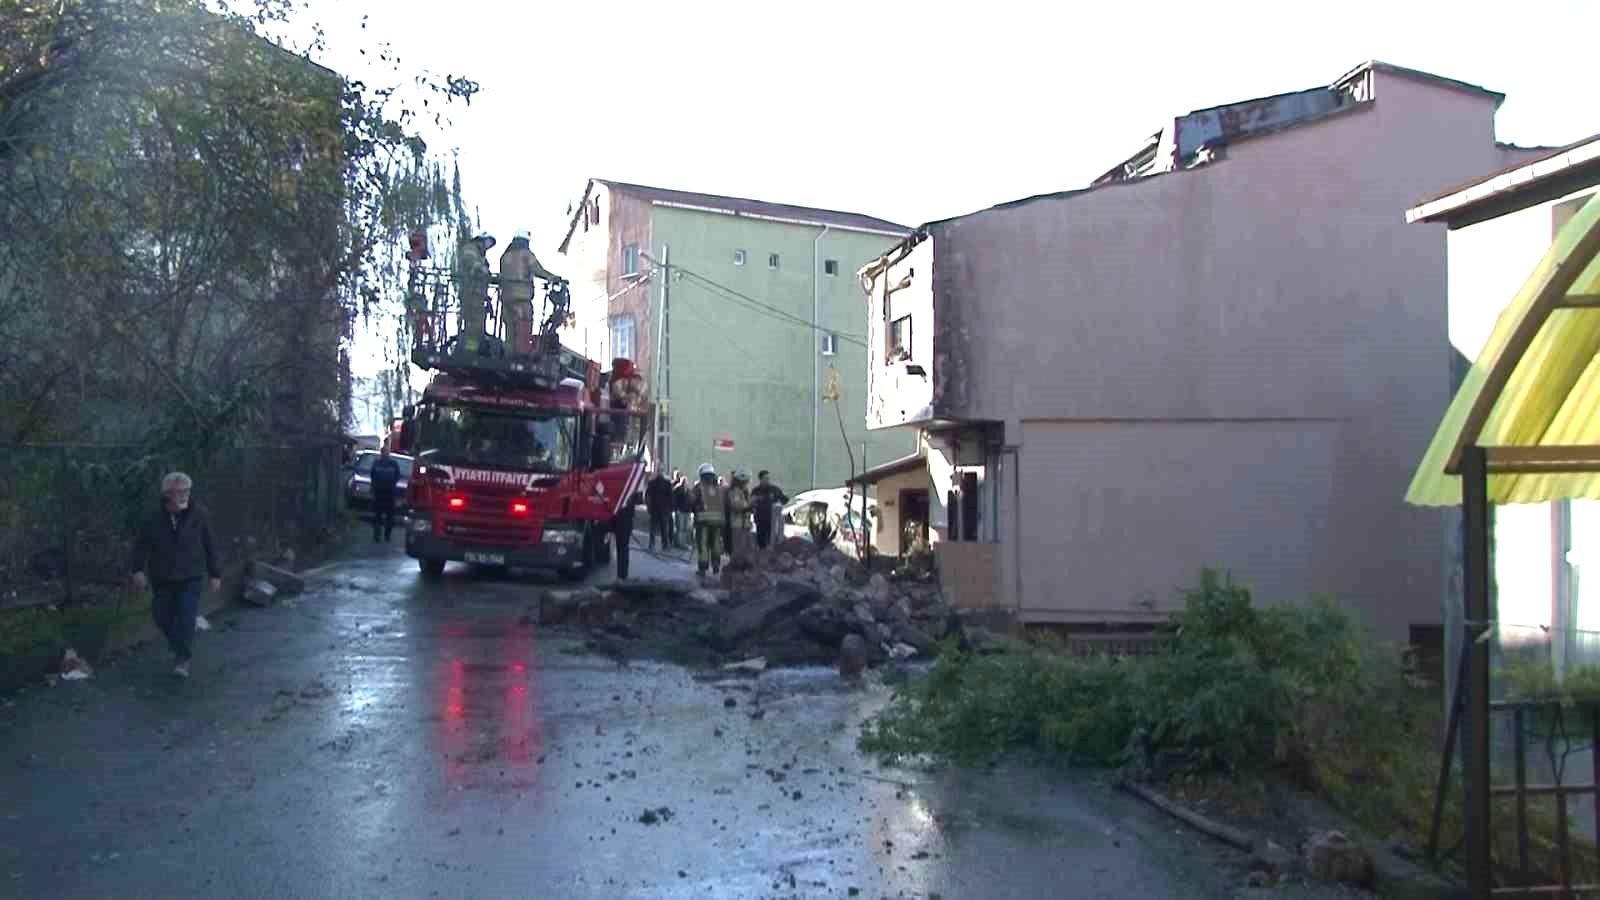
[[344, 450, 413, 515], [780, 488, 878, 558]]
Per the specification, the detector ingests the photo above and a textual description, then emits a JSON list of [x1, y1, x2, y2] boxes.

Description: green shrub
[[861, 567, 1419, 787]]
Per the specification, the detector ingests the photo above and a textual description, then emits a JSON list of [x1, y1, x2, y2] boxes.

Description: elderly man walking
[[130, 472, 222, 679]]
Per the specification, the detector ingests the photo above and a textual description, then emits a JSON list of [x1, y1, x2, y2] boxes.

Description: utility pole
[[812, 224, 830, 490], [653, 245, 670, 472]]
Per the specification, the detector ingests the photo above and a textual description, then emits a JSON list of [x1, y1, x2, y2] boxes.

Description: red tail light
[[510, 500, 530, 517], [448, 495, 467, 510]]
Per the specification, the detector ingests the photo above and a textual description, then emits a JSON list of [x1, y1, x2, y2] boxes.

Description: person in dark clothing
[[671, 471, 691, 549], [613, 488, 642, 580], [130, 472, 221, 679], [645, 469, 673, 551], [370, 446, 402, 542], [750, 470, 788, 550]]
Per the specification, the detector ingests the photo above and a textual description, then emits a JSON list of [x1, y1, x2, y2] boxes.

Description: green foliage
[[861, 568, 1421, 791], [0, 0, 477, 447]]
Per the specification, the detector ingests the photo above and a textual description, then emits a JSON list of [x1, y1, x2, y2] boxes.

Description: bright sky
[[304, 0, 1599, 420]]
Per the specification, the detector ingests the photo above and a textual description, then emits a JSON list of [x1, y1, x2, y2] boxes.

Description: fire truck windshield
[[414, 404, 576, 473]]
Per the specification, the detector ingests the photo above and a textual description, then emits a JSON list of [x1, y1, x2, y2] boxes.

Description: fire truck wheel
[[594, 526, 612, 565], [418, 557, 446, 580]]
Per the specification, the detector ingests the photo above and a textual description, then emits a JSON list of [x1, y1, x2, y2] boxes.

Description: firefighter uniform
[[690, 468, 725, 576], [498, 230, 557, 354], [455, 234, 494, 354], [726, 471, 753, 559]]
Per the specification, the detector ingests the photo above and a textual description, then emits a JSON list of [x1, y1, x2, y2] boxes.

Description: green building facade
[[558, 180, 915, 493]]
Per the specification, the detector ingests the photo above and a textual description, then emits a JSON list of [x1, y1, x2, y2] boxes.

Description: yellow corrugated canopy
[[1407, 192, 1600, 506]]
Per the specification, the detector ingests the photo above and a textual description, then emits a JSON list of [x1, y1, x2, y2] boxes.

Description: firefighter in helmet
[[455, 231, 495, 355], [498, 229, 562, 354], [689, 462, 725, 577], [726, 467, 754, 559]]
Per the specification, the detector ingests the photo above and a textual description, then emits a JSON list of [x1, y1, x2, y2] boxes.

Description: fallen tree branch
[[1120, 780, 1255, 851]]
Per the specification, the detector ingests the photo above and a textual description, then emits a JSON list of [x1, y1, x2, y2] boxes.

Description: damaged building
[[856, 61, 1560, 641]]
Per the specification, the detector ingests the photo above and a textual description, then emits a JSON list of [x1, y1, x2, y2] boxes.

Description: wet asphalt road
[[1, 532, 1276, 899]]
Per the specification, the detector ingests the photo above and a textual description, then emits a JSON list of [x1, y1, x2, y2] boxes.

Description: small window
[[591, 198, 600, 226], [768, 253, 780, 270], [622, 243, 639, 276], [733, 249, 746, 266], [609, 317, 635, 361], [824, 259, 838, 276], [889, 315, 912, 363], [821, 332, 837, 356]]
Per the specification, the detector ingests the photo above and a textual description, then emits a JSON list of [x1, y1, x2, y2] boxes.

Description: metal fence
[[0, 443, 346, 608]]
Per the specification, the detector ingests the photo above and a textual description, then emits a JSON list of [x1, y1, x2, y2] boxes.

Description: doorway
[[899, 488, 930, 556]]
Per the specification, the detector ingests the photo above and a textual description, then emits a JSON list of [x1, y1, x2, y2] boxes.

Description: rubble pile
[[535, 537, 963, 668]]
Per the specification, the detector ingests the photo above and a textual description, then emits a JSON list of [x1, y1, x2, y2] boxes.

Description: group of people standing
[[643, 465, 789, 577]]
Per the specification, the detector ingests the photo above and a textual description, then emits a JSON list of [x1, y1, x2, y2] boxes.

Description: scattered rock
[[638, 806, 674, 825], [243, 580, 278, 607], [1304, 830, 1374, 888], [1251, 838, 1297, 877], [721, 657, 767, 672], [251, 561, 304, 595], [723, 697, 738, 708], [796, 607, 851, 648], [892, 622, 939, 655], [839, 635, 867, 679]]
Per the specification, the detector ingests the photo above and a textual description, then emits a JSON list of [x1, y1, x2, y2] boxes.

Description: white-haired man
[[130, 472, 221, 679]]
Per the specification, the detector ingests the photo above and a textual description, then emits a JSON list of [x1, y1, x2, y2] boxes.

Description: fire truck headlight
[[541, 526, 582, 545], [410, 516, 432, 533]]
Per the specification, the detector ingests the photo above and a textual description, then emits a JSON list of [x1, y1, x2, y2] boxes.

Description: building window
[[622, 243, 639, 276], [824, 259, 838, 276], [591, 198, 600, 226], [768, 253, 780, 270], [889, 315, 912, 363], [610, 317, 635, 361], [733, 249, 746, 266], [821, 332, 837, 356]]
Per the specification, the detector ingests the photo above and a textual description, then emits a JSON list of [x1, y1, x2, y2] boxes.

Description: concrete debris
[[250, 561, 304, 596], [1304, 830, 1374, 888], [195, 615, 211, 632], [721, 657, 767, 672], [60, 649, 92, 680], [243, 580, 278, 607], [541, 537, 963, 672]]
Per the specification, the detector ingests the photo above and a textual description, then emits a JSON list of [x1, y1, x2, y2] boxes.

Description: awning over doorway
[[848, 452, 926, 486], [1407, 193, 1600, 506]]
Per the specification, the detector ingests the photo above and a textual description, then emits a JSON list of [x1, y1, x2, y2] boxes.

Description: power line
[[640, 254, 868, 348]]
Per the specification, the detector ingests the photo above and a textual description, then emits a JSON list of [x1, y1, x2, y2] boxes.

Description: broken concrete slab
[[839, 634, 867, 679], [891, 622, 939, 655], [714, 578, 821, 650]]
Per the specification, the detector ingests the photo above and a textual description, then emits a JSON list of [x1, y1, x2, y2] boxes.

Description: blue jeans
[[152, 579, 202, 662]]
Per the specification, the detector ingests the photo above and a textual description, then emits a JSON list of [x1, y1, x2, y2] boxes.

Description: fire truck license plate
[[465, 552, 505, 565]]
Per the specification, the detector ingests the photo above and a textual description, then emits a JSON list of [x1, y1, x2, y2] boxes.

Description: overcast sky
[[301, 0, 1600, 418]]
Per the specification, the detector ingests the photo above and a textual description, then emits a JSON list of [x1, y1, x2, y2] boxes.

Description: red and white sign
[[712, 437, 735, 452]]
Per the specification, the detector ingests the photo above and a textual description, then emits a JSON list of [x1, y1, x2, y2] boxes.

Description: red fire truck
[[392, 231, 650, 580]]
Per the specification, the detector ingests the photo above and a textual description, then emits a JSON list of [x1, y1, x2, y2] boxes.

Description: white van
[[779, 488, 879, 558]]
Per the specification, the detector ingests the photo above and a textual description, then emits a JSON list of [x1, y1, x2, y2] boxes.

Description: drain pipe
[[1002, 444, 1023, 621], [811, 224, 831, 490]]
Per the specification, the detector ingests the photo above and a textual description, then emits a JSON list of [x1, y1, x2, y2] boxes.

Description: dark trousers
[[755, 508, 774, 549], [648, 509, 671, 549], [152, 578, 202, 662], [372, 493, 396, 541], [696, 521, 723, 574], [612, 505, 635, 580]]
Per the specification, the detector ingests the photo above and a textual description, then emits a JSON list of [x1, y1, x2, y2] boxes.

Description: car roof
[[357, 450, 414, 460]]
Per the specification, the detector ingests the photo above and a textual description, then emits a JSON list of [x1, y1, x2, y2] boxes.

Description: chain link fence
[[0, 443, 347, 610]]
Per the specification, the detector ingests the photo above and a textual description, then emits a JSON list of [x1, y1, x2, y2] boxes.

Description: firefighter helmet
[[513, 228, 531, 242], [472, 231, 496, 249], [697, 463, 715, 478], [732, 467, 750, 482]]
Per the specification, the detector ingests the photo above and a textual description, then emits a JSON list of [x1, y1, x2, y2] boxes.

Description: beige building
[[857, 61, 1557, 641]]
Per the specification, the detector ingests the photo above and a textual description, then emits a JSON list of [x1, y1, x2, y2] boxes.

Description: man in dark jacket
[[671, 471, 691, 549], [370, 445, 402, 542], [750, 470, 788, 550], [645, 468, 674, 551], [130, 472, 221, 679]]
